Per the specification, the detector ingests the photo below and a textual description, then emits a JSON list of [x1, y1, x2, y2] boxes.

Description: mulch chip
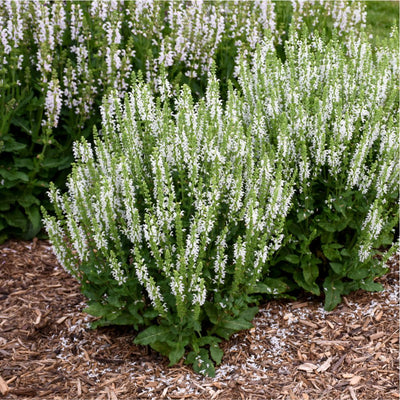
[[0, 239, 398, 399]]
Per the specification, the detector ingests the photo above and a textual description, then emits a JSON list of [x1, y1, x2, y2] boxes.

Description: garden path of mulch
[[0, 240, 398, 400]]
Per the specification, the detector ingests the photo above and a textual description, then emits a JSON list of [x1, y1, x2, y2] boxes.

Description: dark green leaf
[[168, 342, 186, 366], [323, 276, 344, 311], [238, 306, 259, 322], [189, 349, 215, 377], [347, 266, 371, 280], [3, 207, 27, 230], [284, 254, 300, 264], [302, 259, 320, 286], [25, 205, 42, 238], [2, 137, 27, 152], [134, 325, 171, 346], [330, 262, 344, 275], [14, 158, 34, 169], [322, 244, 342, 261], [204, 302, 219, 324], [0, 168, 29, 182], [359, 280, 383, 292], [84, 302, 109, 318], [218, 318, 253, 332], [317, 220, 336, 232], [18, 194, 40, 208]]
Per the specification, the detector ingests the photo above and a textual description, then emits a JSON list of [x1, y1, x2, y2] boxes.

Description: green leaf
[[84, 302, 109, 318], [107, 312, 136, 326], [188, 349, 215, 377], [210, 343, 223, 365], [18, 194, 40, 208], [12, 117, 32, 134], [143, 309, 159, 319], [134, 325, 171, 346], [287, 221, 306, 239], [2, 136, 27, 152], [322, 245, 342, 261], [297, 209, 313, 222], [42, 154, 73, 169], [330, 262, 345, 275], [323, 276, 344, 311], [3, 207, 27, 230], [238, 306, 259, 322], [204, 302, 219, 324], [293, 267, 320, 295], [0, 168, 29, 182], [218, 317, 253, 333], [347, 265, 371, 280], [340, 248, 352, 257], [302, 258, 320, 286], [284, 254, 300, 264], [168, 342, 186, 366], [359, 280, 383, 292], [25, 205, 42, 239], [14, 158, 34, 169], [0, 203, 11, 211], [317, 220, 337, 232], [197, 335, 221, 347]]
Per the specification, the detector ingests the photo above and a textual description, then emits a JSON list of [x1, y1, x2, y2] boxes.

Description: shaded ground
[[0, 240, 398, 400]]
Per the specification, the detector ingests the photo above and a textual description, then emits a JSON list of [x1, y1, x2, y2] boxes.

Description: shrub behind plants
[[42, 73, 294, 376], [1, 0, 368, 242]]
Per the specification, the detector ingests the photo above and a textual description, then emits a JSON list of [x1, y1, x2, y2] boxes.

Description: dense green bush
[[43, 73, 294, 376], [239, 28, 399, 310], [0, 0, 369, 242]]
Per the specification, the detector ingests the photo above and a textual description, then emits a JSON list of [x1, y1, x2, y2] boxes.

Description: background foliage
[[2, 0, 397, 242]]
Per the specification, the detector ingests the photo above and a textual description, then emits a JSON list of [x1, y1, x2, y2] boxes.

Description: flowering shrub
[[0, 0, 368, 242], [42, 73, 294, 376], [239, 28, 399, 310]]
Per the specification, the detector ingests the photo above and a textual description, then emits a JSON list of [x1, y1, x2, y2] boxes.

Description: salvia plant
[[0, 0, 368, 242], [42, 71, 295, 376], [239, 27, 399, 310]]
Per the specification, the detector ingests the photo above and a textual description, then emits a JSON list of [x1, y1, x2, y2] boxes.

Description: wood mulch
[[0, 239, 398, 400]]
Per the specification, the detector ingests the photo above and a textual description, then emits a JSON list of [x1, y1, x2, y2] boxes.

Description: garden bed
[[0, 240, 398, 400]]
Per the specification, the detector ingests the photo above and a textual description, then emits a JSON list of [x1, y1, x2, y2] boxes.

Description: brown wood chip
[[0, 375, 9, 395]]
